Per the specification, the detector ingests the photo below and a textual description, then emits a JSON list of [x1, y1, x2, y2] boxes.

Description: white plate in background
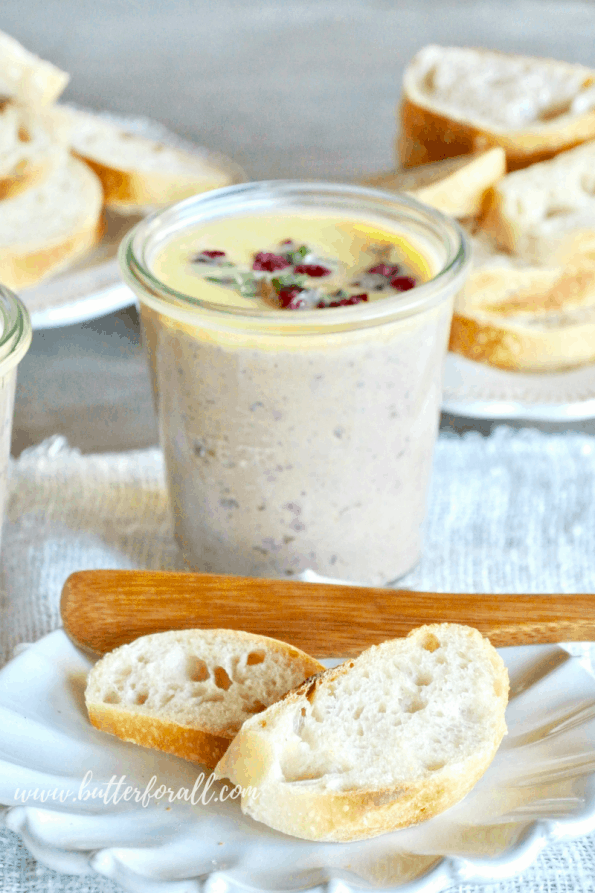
[[442, 352, 595, 421], [2, 630, 595, 892], [23, 214, 139, 330]]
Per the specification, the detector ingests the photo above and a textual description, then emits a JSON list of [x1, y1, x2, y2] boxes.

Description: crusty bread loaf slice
[[481, 139, 595, 264], [0, 29, 69, 106], [449, 258, 595, 372], [399, 45, 595, 171], [56, 105, 243, 214], [215, 624, 508, 842], [363, 149, 505, 218], [0, 155, 103, 289], [85, 629, 324, 769]]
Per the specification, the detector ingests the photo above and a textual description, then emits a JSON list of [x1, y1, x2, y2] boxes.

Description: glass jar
[[120, 181, 469, 584], [0, 286, 32, 551]]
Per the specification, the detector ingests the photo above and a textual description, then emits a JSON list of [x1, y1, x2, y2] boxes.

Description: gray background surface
[[6, 0, 595, 453]]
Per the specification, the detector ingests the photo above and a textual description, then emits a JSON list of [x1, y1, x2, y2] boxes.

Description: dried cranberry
[[321, 293, 369, 308], [368, 263, 400, 277], [390, 276, 416, 291], [193, 249, 227, 263], [277, 285, 304, 308], [293, 263, 331, 277], [252, 252, 291, 272]]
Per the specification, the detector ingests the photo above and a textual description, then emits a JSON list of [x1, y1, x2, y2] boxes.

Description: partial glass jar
[[0, 286, 32, 552], [120, 181, 470, 585]]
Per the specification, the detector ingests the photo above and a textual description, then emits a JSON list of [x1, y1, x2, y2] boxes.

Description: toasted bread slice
[[0, 29, 69, 106], [363, 149, 506, 219], [56, 105, 244, 214], [215, 624, 508, 842], [0, 155, 103, 289], [399, 45, 595, 171], [85, 629, 324, 769]]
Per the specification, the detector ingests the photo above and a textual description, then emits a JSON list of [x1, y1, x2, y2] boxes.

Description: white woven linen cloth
[[2, 428, 595, 893]]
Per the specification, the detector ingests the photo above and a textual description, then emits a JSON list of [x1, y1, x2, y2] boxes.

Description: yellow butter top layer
[[150, 211, 437, 311]]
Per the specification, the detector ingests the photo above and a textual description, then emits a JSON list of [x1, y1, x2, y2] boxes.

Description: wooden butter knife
[[60, 570, 595, 659]]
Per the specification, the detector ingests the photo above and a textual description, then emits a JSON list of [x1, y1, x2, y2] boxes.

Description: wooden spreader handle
[[60, 570, 595, 658]]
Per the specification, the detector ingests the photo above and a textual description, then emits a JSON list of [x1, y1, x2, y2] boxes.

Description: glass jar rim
[[120, 180, 471, 331], [0, 284, 32, 374]]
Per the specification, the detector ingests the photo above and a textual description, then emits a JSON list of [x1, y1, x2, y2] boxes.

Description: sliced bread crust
[[399, 46, 595, 171], [0, 155, 103, 289], [481, 140, 595, 264], [215, 624, 509, 842], [85, 629, 324, 768], [0, 103, 71, 199], [449, 260, 595, 372], [56, 105, 244, 214], [0, 29, 69, 106], [363, 149, 505, 219]]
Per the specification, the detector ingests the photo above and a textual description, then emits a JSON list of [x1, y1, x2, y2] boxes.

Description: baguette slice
[[449, 258, 595, 372], [482, 139, 595, 264], [215, 624, 508, 842], [0, 29, 69, 106], [363, 149, 505, 219], [85, 629, 324, 769], [0, 155, 103, 289], [56, 105, 244, 214], [399, 45, 595, 171]]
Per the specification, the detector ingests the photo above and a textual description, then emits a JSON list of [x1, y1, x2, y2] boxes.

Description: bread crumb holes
[[248, 700, 266, 714], [493, 677, 505, 697], [214, 666, 232, 690], [187, 656, 209, 682], [246, 650, 265, 665], [415, 671, 432, 686], [421, 633, 440, 652]]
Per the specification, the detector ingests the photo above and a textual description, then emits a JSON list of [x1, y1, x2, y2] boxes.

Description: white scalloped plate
[[2, 631, 595, 893], [22, 219, 139, 330], [442, 352, 595, 421]]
